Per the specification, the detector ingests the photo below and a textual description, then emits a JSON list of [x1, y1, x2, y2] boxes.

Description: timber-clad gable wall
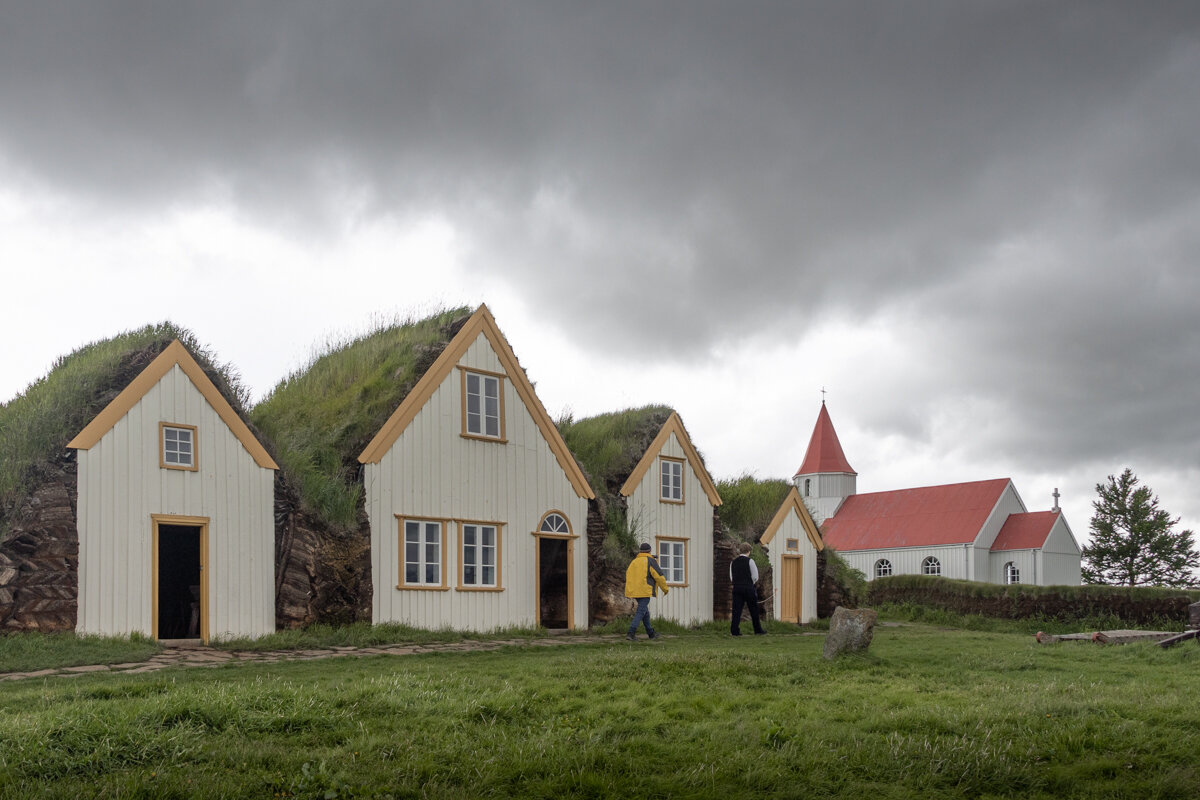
[[624, 431, 714, 625], [365, 333, 589, 631], [75, 364, 275, 639]]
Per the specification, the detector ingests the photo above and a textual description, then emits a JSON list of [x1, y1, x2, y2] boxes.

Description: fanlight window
[[875, 559, 893, 578], [1004, 562, 1020, 585], [922, 556, 941, 576], [539, 513, 570, 535]]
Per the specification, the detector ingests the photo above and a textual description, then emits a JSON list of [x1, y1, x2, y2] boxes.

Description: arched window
[[874, 559, 893, 578], [1004, 562, 1020, 585], [804, 478, 812, 497], [922, 556, 941, 576], [538, 512, 571, 535]]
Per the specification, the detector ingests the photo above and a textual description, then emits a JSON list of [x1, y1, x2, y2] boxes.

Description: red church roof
[[794, 403, 856, 477], [821, 478, 1011, 551], [991, 511, 1058, 551]]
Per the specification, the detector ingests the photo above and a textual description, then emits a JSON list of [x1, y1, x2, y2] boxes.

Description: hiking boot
[[648, 632, 661, 640], [626, 633, 638, 641]]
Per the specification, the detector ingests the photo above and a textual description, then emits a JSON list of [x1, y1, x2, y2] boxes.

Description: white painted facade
[[75, 364, 276, 640], [794, 471, 855, 526], [624, 431, 715, 626], [988, 516, 1082, 586], [762, 498, 821, 623], [365, 332, 590, 631]]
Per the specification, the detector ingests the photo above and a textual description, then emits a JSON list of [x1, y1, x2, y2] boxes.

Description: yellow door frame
[[151, 514, 210, 644], [531, 532, 576, 630]]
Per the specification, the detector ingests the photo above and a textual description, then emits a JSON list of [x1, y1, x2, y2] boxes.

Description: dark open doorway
[[538, 537, 569, 629], [157, 524, 202, 639]]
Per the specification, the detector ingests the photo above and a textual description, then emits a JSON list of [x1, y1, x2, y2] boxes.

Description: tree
[[1082, 468, 1199, 588]]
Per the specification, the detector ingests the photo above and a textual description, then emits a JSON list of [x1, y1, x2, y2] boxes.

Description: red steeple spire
[[794, 402, 856, 477]]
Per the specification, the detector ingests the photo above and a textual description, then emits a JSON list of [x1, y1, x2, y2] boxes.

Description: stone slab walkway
[[0, 633, 648, 682]]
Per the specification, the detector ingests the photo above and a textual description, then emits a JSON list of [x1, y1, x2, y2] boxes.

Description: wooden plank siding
[[76, 365, 275, 640], [762, 491, 821, 623], [366, 334, 589, 631], [624, 432, 714, 625]]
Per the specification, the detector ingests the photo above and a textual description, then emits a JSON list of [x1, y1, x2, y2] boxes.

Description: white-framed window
[[463, 369, 503, 439], [460, 523, 499, 589], [539, 512, 570, 535], [657, 538, 686, 585], [922, 556, 941, 576], [875, 559, 893, 578], [660, 458, 684, 503], [160, 423, 197, 471], [1004, 562, 1020, 585], [804, 478, 812, 497], [401, 518, 445, 588]]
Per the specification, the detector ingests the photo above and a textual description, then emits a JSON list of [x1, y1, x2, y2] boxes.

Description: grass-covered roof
[[557, 405, 676, 499], [0, 324, 249, 539], [249, 306, 472, 529]]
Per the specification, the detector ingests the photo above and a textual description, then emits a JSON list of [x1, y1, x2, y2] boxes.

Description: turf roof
[[248, 306, 472, 528], [557, 405, 677, 498], [0, 323, 249, 540]]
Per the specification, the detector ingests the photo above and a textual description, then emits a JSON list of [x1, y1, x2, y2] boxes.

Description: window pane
[[464, 565, 476, 585], [467, 373, 480, 394], [405, 521, 420, 542], [463, 526, 476, 547], [425, 523, 439, 543], [482, 527, 495, 548], [485, 414, 499, 437], [483, 565, 495, 585], [425, 564, 438, 584], [406, 564, 419, 583]]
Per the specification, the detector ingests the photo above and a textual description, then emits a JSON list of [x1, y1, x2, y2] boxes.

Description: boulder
[[823, 606, 878, 659]]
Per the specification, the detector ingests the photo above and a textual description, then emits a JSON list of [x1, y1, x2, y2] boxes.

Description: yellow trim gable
[[67, 340, 278, 470], [761, 485, 824, 551], [619, 411, 722, 506], [357, 305, 595, 500]]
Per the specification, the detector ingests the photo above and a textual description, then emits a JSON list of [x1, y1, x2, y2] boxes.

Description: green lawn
[[1, 624, 1197, 799]]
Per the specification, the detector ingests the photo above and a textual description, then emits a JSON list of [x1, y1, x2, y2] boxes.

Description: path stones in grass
[[823, 607, 878, 659]]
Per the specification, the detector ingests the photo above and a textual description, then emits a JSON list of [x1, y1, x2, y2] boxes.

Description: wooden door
[[780, 555, 803, 623]]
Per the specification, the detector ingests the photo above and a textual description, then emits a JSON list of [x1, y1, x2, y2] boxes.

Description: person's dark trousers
[[730, 585, 765, 635], [629, 597, 656, 637]]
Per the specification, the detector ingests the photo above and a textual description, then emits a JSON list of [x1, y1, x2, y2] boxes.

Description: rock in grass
[[823, 606, 878, 659]]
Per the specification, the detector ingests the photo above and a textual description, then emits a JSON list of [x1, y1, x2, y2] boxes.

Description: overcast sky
[[2, 1, 1198, 549]]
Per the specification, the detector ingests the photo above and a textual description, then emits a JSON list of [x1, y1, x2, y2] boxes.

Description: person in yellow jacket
[[625, 542, 669, 641]]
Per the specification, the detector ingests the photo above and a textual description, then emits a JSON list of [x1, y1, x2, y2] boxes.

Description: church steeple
[[793, 402, 857, 525], [794, 401, 856, 477]]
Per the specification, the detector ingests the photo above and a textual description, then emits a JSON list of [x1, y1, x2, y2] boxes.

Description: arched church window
[[922, 556, 941, 576], [1004, 562, 1020, 585], [874, 559, 893, 578]]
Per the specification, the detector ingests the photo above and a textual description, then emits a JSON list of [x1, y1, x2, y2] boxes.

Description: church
[[794, 403, 1082, 586]]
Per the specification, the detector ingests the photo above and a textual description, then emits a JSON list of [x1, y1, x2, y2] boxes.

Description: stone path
[[0, 633, 642, 682]]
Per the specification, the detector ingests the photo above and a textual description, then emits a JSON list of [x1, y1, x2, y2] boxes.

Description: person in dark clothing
[[730, 542, 766, 636]]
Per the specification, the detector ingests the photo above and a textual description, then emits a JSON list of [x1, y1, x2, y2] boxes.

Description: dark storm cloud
[[2, 1, 1199, 471]]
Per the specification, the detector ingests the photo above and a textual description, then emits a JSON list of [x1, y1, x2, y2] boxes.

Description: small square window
[[785, 538, 799, 552], [160, 423, 197, 471], [660, 458, 683, 503]]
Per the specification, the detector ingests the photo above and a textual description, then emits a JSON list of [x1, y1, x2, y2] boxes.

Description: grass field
[[2, 623, 1198, 799]]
